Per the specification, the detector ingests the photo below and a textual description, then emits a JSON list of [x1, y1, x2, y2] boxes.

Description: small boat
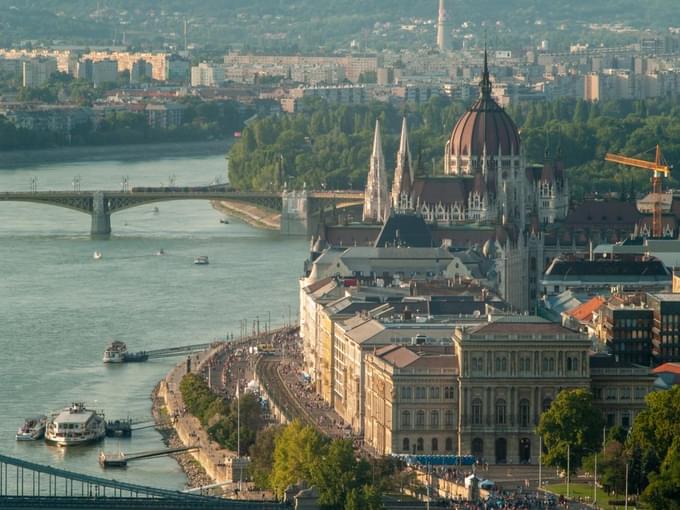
[[155, 248, 165, 256], [93, 251, 103, 260], [45, 403, 106, 447], [220, 218, 230, 224], [103, 341, 128, 363], [16, 415, 47, 441], [152, 206, 160, 214], [194, 256, 209, 265]]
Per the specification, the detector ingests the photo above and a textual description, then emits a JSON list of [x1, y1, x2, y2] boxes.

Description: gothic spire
[[392, 116, 414, 212], [363, 119, 389, 223], [480, 44, 492, 99]]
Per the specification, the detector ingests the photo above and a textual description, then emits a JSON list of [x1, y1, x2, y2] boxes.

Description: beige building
[[364, 344, 458, 456], [453, 318, 591, 464], [333, 316, 471, 435], [590, 355, 655, 430]]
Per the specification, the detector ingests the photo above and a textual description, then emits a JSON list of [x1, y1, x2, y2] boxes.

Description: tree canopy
[[229, 95, 680, 199], [536, 388, 604, 473]]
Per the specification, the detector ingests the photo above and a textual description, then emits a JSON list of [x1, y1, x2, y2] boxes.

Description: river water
[[0, 153, 306, 489]]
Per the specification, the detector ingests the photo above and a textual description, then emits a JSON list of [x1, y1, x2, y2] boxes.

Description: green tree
[[537, 388, 605, 473], [643, 437, 680, 510], [249, 425, 283, 489], [598, 440, 628, 493], [270, 420, 326, 498], [311, 439, 371, 509]]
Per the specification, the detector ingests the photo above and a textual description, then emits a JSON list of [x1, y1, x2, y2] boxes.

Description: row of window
[[400, 386, 456, 401], [592, 386, 646, 401], [469, 356, 580, 373], [470, 397, 551, 427], [402, 436, 455, 453], [401, 409, 455, 428]]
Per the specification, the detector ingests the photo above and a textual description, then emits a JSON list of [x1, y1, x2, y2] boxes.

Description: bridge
[[0, 453, 284, 509], [0, 189, 364, 237]]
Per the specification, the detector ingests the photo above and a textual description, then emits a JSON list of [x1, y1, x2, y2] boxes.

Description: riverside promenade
[[154, 327, 298, 489]]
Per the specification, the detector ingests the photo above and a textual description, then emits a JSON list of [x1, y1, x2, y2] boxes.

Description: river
[[0, 154, 307, 490]]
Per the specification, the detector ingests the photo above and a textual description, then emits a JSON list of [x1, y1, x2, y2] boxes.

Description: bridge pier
[[91, 191, 111, 237], [280, 189, 311, 236]]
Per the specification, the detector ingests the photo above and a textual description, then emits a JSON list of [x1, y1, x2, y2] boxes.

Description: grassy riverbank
[[0, 139, 231, 168]]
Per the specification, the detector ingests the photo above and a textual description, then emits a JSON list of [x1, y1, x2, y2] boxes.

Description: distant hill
[[0, 0, 676, 51]]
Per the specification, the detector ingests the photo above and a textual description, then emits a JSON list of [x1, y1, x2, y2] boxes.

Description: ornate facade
[[362, 52, 568, 311]]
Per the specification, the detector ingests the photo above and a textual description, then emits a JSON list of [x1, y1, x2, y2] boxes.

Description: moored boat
[[16, 415, 47, 441], [103, 341, 128, 363], [45, 403, 106, 447]]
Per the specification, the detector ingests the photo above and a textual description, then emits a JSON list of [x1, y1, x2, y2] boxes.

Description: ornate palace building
[[354, 52, 570, 311]]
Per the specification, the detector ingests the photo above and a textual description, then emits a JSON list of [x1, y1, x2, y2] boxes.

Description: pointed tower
[[363, 120, 390, 223], [392, 117, 415, 212], [436, 0, 450, 51]]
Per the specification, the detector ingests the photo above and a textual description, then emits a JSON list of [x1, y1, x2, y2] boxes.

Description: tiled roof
[[565, 200, 640, 227], [567, 296, 606, 322], [412, 176, 473, 205], [375, 344, 457, 371], [652, 362, 680, 376]]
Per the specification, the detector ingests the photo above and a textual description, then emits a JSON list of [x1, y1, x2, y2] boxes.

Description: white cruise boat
[[193, 256, 209, 265], [16, 415, 47, 441], [103, 341, 128, 363], [45, 403, 106, 447]]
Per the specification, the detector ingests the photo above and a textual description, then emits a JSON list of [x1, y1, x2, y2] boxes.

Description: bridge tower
[[91, 191, 112, 237], [280, 188, 310, 236]]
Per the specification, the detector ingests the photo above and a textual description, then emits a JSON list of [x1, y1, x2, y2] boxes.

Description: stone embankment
[[153, 328, 296, 488], [155, 342, 240, 485], [212, 200, 280, 230]]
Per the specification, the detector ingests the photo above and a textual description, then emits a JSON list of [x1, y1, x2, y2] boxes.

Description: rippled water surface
[[0, 154, 306, 489]]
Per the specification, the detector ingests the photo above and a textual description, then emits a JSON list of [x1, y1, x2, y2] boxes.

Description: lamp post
[[624, 462, 629, 510], [593, 451, 598, 507], [566, 443, 570, 499], [538, 436, 542, 491]]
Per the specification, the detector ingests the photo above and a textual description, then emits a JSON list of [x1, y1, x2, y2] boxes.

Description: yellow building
[[364, 344, 458, 456]]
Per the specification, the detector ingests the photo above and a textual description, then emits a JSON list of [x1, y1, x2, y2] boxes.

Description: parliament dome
[[449, 53, 520, 158]]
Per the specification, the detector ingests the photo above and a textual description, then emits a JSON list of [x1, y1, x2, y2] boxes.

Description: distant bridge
[[0, 453, 283, 509], [0, 189, 364, 237]]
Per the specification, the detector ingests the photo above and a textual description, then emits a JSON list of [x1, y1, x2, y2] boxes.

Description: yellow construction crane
[[605, 144, 672, 238]]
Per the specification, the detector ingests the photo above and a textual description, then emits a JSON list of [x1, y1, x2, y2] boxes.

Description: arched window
[[566, 356, 579, 372], [403, 437, 410, 452], [430, 410, 439, 427], [543, 356, 555, 372], [519, 399, 530, 428], [417, 437, 424, 451], [471, 437, 484, 457], [445, 410, 454, 426], [542, 397, 553, 412], [472, 398, 483, 425], [496, 399, 507, 425], [431, 438, 439, 452], [416, 410, 425, 427], [445, 437, 454, 451], [401, 410, 411, 428]]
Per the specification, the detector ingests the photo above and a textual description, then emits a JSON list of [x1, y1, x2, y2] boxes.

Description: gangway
[[111, 342, 223, 363], [99, 446, 199, 468]]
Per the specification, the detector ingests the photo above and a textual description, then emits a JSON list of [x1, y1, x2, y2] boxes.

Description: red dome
[[449, 55, 520, 158]]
